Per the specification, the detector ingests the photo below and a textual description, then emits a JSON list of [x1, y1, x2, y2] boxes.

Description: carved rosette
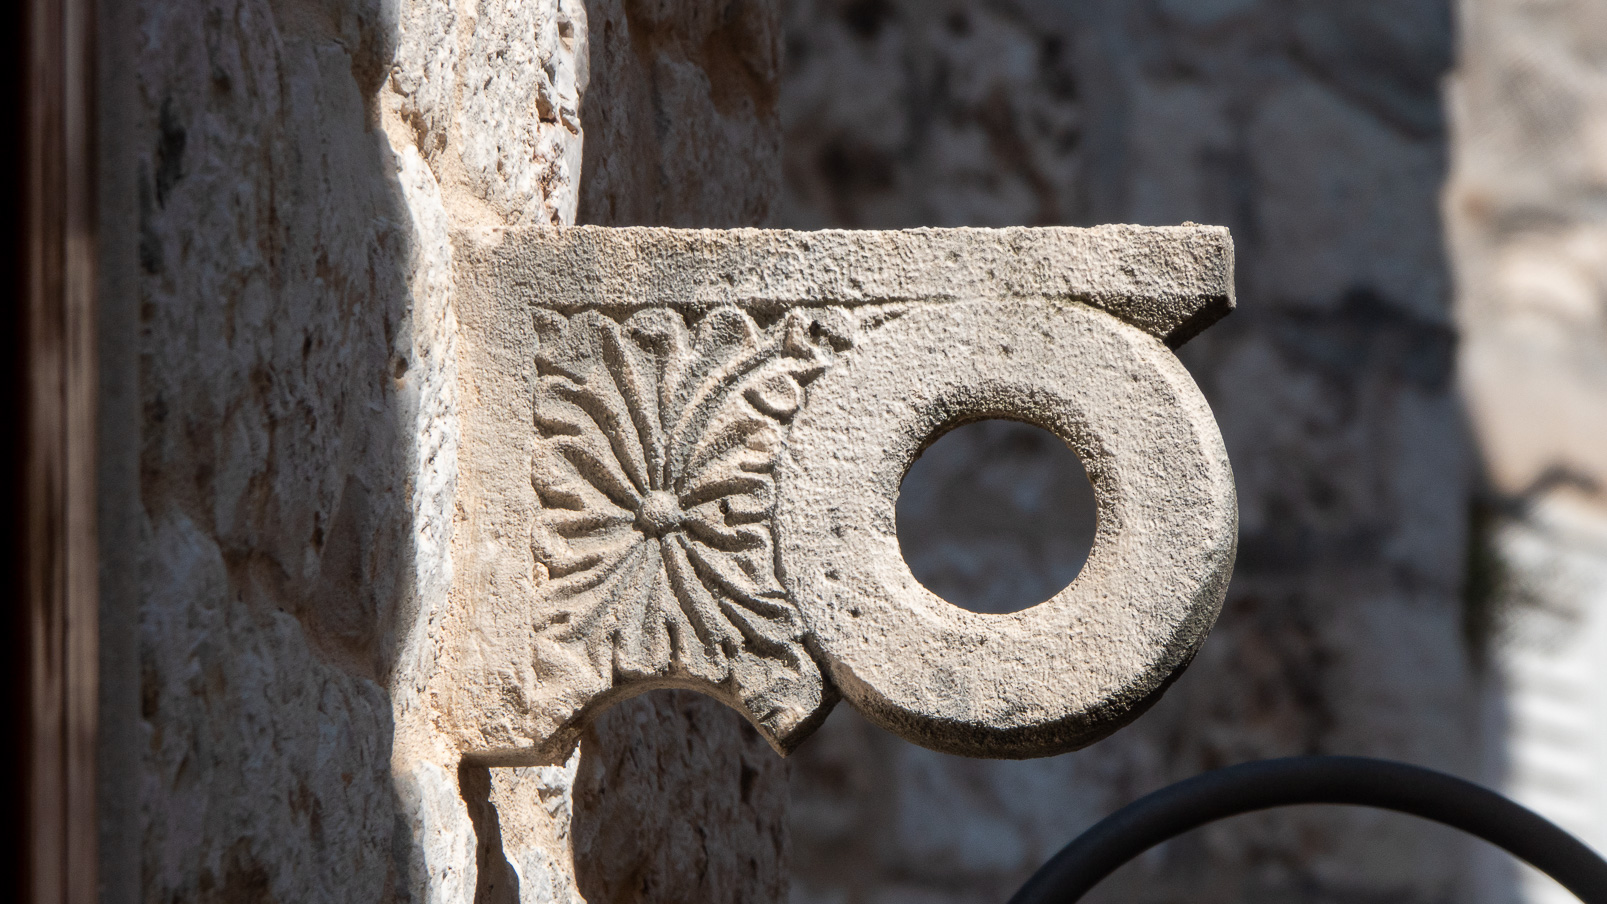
[[528, 305, 851, 747]]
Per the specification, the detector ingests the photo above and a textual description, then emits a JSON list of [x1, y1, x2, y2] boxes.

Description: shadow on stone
[[572, 690, 789, 904], [460, 765, 521, 904]]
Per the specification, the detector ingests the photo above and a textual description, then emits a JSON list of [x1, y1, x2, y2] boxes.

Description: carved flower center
[[634, 491, 685, 537]]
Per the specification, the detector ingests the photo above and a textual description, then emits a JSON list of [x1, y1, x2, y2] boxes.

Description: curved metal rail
[[1007, 756, 1607, 904]]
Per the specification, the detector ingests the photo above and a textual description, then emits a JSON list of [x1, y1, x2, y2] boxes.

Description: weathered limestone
[[560, 4, 800, 901], [1448, 1, 1607, 898], [780, 3, 1479, 903], [442, 224, 1236, 763], [103, 0, 1515, 900], [115, 0, 796, 902], [783, 296, 1234, 756]]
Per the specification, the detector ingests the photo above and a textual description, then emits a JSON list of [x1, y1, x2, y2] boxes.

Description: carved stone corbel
[[445, 225, 1237, 763]]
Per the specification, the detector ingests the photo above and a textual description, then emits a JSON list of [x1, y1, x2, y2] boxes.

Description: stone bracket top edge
[[452, 224, 1235, 348]]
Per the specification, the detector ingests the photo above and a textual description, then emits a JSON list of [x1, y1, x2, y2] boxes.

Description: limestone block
[[442, 224, 1237, 763]]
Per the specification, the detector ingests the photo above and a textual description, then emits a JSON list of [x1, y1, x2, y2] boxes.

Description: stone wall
[[566, 5, 794, 903], [1448, 1, 1607, 901], [1450, 0, 1607, 507], [107, 0, 1606, 901], [111, 0, 790, 902], [780, 2, 1486, 902], [129, 1, 455, 899]]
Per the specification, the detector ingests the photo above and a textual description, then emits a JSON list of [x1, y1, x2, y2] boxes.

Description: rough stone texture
[[445, 224, 1234, 761], [778, 0, 1085, 229], [561, 4, 799, 901], [462, 224, 1233, 343], [780, 2, 1483, 902], [130, 0, 1607, 901], [579, 0, 782, 227], [121, 0, 793, 902], [133, 1, 435, 900], [570, 692, 791, 904], [779, 294, 1233, 757]]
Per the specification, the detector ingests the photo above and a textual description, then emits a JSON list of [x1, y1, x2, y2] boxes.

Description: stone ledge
[[454, 224, 1234, 348]]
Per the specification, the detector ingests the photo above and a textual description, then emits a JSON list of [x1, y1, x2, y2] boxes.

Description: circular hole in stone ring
[[775, 298, 1236, 758], [895, 418, 1098, 615]]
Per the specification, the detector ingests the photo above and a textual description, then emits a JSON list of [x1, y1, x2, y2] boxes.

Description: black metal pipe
[[1007, 755, 1607, 904]]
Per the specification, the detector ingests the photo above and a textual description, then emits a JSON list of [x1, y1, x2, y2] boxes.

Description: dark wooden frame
[[7, 0, 99, 901]]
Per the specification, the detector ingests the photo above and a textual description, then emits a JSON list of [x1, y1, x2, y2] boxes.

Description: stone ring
[[777, 298, 1237, 758]]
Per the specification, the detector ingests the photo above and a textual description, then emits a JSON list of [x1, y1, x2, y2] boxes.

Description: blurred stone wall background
[[782, 1, 1607, 903], [778, 2, 1490, 902], [1450, 1, 1607, 901]]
